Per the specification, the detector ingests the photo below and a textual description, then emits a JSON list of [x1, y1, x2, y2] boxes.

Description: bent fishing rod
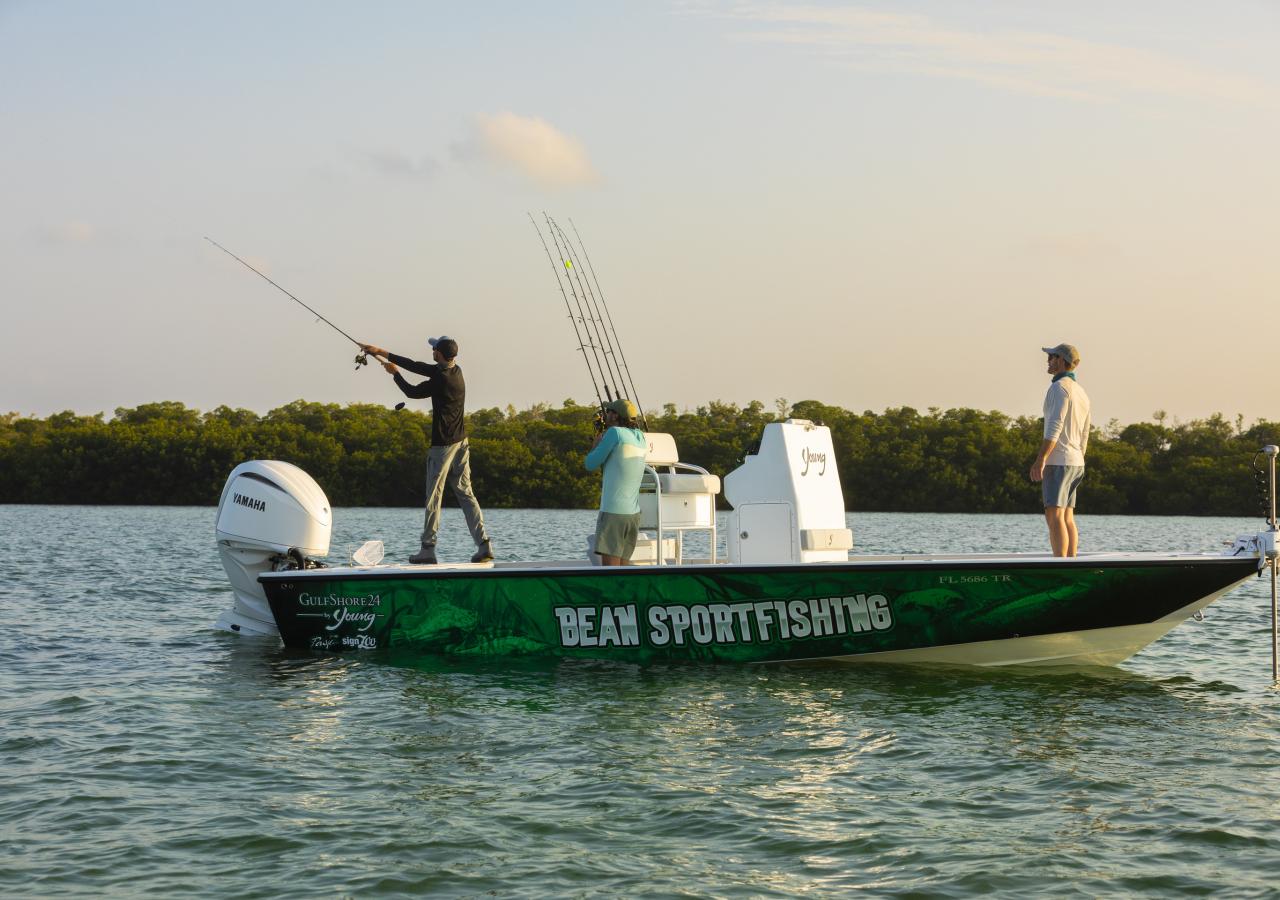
[[204, 236, 375, 371]]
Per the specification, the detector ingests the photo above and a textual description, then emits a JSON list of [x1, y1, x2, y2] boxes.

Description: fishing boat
[[213, 419, 1279, 668]]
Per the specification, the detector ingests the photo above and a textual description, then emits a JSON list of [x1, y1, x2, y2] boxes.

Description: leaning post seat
[[634, 432, 721, 565]]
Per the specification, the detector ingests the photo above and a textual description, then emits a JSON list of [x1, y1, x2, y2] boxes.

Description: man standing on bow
[[1029, 343, 1091, 557], [359, 336, 493, 565]]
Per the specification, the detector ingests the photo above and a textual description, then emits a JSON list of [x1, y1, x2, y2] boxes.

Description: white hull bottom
[[214, 608, 280, 638], [814, 584, 1246, 668], [821, 621, 1179, 667]]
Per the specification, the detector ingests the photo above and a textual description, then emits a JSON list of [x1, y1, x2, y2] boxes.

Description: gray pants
[[421, 439, 488, 549]]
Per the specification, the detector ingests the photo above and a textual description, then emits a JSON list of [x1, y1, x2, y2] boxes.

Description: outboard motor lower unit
[[215, 460, 332, 636]]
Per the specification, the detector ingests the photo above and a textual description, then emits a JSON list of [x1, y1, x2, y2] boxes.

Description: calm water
[[4, 505, 1279, 897]]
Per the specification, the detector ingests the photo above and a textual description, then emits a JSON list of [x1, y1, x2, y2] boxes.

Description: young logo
[[799, 447, 827, 476], [296, 593, 385, 636]]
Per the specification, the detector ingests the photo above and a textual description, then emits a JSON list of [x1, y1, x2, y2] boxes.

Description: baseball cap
[[429, 336, 458, 359], [606, 398, 638, 420], [1041, 343, 1080, 366]]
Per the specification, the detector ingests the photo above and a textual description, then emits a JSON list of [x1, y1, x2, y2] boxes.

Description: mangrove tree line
[[0, 400, 1275, 516]]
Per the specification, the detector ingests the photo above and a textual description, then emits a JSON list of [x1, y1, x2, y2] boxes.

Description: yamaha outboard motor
[[214, 460, 332, 636]]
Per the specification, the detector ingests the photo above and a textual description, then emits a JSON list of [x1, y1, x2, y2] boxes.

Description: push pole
[[1266, 445, 1279, 683]]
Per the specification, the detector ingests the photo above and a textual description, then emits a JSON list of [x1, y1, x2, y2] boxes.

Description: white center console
[[723, 419, 853, 564]]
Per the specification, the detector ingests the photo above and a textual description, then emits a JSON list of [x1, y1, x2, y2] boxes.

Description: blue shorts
[[1043, 465, 1085, 508]]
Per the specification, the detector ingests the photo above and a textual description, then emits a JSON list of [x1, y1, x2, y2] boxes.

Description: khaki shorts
[[595, 511, 641, 558]]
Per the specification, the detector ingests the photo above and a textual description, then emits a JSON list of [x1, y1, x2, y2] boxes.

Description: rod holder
[[1264, 445, 1279, 531], [1264, 445, 1279, 683]]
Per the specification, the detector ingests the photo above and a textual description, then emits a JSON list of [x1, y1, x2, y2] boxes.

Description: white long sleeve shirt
[[1043, 377, 1091, 466]]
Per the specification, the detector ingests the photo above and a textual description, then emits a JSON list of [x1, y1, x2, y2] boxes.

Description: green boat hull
[[259, 555, 1260, 666]]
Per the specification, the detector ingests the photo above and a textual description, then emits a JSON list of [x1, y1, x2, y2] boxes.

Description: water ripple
[[4, 506, 1280, 896]]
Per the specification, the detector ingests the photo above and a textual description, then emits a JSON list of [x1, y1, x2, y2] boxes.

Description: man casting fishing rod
[[359, 336, 494, 565], [206, 238, 492, 564]]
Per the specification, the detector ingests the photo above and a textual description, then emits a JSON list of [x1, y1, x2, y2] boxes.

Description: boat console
[[723, 419, 853, 564], [617, 420, 854, 566]]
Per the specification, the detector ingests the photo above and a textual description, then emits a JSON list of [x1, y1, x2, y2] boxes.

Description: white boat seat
[[643, 432, 679, 466], [635, 431, 719, 564]]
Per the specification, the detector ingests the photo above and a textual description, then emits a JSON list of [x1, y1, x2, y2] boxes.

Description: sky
[[2, 0, 1278, 428]]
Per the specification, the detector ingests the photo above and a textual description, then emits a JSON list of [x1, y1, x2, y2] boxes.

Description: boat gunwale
[[259, 552, 1263, 582]]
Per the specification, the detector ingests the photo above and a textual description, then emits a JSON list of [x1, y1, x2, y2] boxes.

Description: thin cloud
[[357, 148, 439, 180], [470, 112, 599, 187], [39, 221, 97, 244], [704, 3, 1276, 107]]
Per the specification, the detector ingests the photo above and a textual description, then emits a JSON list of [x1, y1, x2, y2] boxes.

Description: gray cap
[[1042, 343, 1080, 366], [429, 336, 458, 359]]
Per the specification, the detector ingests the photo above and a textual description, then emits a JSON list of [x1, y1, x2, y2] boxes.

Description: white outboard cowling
[[214, 460, 331, 636]]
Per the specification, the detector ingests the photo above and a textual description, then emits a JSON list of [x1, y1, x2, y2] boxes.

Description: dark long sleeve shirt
[[389, 353, 467, 446]]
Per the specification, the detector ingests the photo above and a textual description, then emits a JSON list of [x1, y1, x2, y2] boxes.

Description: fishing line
[[205, 236, 373, 370]]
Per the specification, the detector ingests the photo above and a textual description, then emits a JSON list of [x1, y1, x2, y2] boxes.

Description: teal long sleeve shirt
[[585, 426, 647, 515]]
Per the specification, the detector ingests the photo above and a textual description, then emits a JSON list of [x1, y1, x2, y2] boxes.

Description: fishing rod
[[566, 217, 648, 430], [548, 217, 628, 412], [531, 215, 650, 431], [542, 215, 623, 420], [528, 214, 609, 417], [205, 236, 375, 371], [546, 215, 624, 405]]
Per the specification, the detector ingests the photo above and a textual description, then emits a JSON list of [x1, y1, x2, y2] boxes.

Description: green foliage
[[0, 400, 1276, 515]]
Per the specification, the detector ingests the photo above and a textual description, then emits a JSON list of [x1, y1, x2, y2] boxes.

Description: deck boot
[[409, 545, 438, 565], [470, 540, 494, 563]]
